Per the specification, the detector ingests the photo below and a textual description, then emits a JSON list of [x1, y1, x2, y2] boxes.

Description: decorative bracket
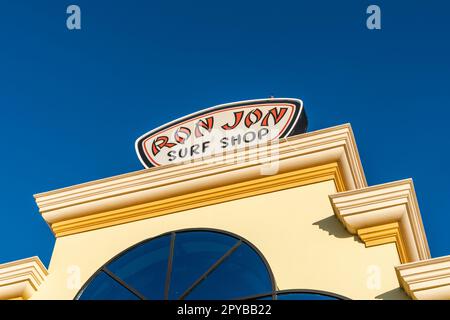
[[330, 179, 430, 263], [396, 255, 450, 299], [0, 257, 48, 300]]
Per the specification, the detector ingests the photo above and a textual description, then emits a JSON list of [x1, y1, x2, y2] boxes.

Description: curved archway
[[76, 228, 276, 300]]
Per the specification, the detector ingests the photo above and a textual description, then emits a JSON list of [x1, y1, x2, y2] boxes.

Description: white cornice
[[34, 124, 367, 235], [0, 257, 48, 300], [396, 255, 450, 300], [330, 179, 431, 263]]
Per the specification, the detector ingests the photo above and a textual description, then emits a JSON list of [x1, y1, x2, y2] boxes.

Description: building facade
[[1, 112, 449, 300]]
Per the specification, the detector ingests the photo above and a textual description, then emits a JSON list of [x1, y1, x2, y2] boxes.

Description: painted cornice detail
[[52, 163, 346, 236], [34, 124, 367, 237], [396, 255, 450, 300], [0, 257, 48, 300], [358, 222, 409, 264], [329, 179, 430, 263]]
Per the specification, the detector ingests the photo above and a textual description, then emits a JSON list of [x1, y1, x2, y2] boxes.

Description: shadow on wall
[[313, 215, 362, 244], [375, 288, 410, 300], [313, 216, 410, 300]]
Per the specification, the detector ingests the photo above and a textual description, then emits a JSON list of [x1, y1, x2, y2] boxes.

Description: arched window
[[76, 229, 276, 300]]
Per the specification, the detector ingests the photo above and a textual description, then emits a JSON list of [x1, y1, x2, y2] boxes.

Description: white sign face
[[135, 98, 307, 168]]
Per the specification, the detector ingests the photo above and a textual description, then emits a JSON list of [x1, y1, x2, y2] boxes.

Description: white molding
[[396, 255, 450, 300], [34, 124, 367, 231], [0, 257, 48, 300], [330, 179, 430, 262]]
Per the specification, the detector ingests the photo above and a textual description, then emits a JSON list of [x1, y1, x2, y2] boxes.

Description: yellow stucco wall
[[31, 180, 408, 300]]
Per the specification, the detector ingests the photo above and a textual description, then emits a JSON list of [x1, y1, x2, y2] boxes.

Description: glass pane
[[276, 293, 339, 300], [185, 242, 273, 300], [107, 234, 171, 299], [256, 295, 274, 300], [78, 271, 139, 300], [168, 231, 237, 299]]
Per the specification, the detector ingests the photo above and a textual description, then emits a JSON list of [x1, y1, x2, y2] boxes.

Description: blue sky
[[1, 1, 449, 266]]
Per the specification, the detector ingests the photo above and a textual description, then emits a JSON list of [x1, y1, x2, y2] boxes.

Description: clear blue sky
[[1, 1, 449, 266]]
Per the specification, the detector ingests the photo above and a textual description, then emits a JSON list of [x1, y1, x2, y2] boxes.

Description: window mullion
[[178, 240, 242, 300], [102, 267, 148, 300], [164, 232, 176, 300]]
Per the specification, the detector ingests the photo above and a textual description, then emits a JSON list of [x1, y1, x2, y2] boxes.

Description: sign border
[[135, 98, 307, 168]]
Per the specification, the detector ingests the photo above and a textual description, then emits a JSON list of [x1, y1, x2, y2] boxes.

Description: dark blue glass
[[77, 230, 276, 300], [276, 293, 338, 300], [168, 231, 237, 299], [107, 234, 171, 299], [255, 292, 341, 300], [185, 242, 273, 300], [78, 271, 139, 300]]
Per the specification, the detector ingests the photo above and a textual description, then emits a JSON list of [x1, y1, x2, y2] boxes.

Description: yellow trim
[[330, 180, 430, 263], [358, 222, 409, 263], [0, 256, 48, 300], [52, 162, 346, 237], [395, 255, 450, 300]]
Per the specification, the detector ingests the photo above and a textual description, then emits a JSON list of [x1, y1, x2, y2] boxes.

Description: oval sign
[[135, 98, 307, 168]]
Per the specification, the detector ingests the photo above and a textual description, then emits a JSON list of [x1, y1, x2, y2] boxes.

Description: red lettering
[[195, 117, 214, 137], [152, 136, 175, 156], [222, 111, 244, 130], [261, 107, 288, 126], [244, 109, 263, 128], [174, 127, 191, 144]]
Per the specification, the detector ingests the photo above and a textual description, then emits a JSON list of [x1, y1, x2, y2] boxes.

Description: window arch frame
[[75, 228, 278, 300], [239, 289, 350, 300]]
